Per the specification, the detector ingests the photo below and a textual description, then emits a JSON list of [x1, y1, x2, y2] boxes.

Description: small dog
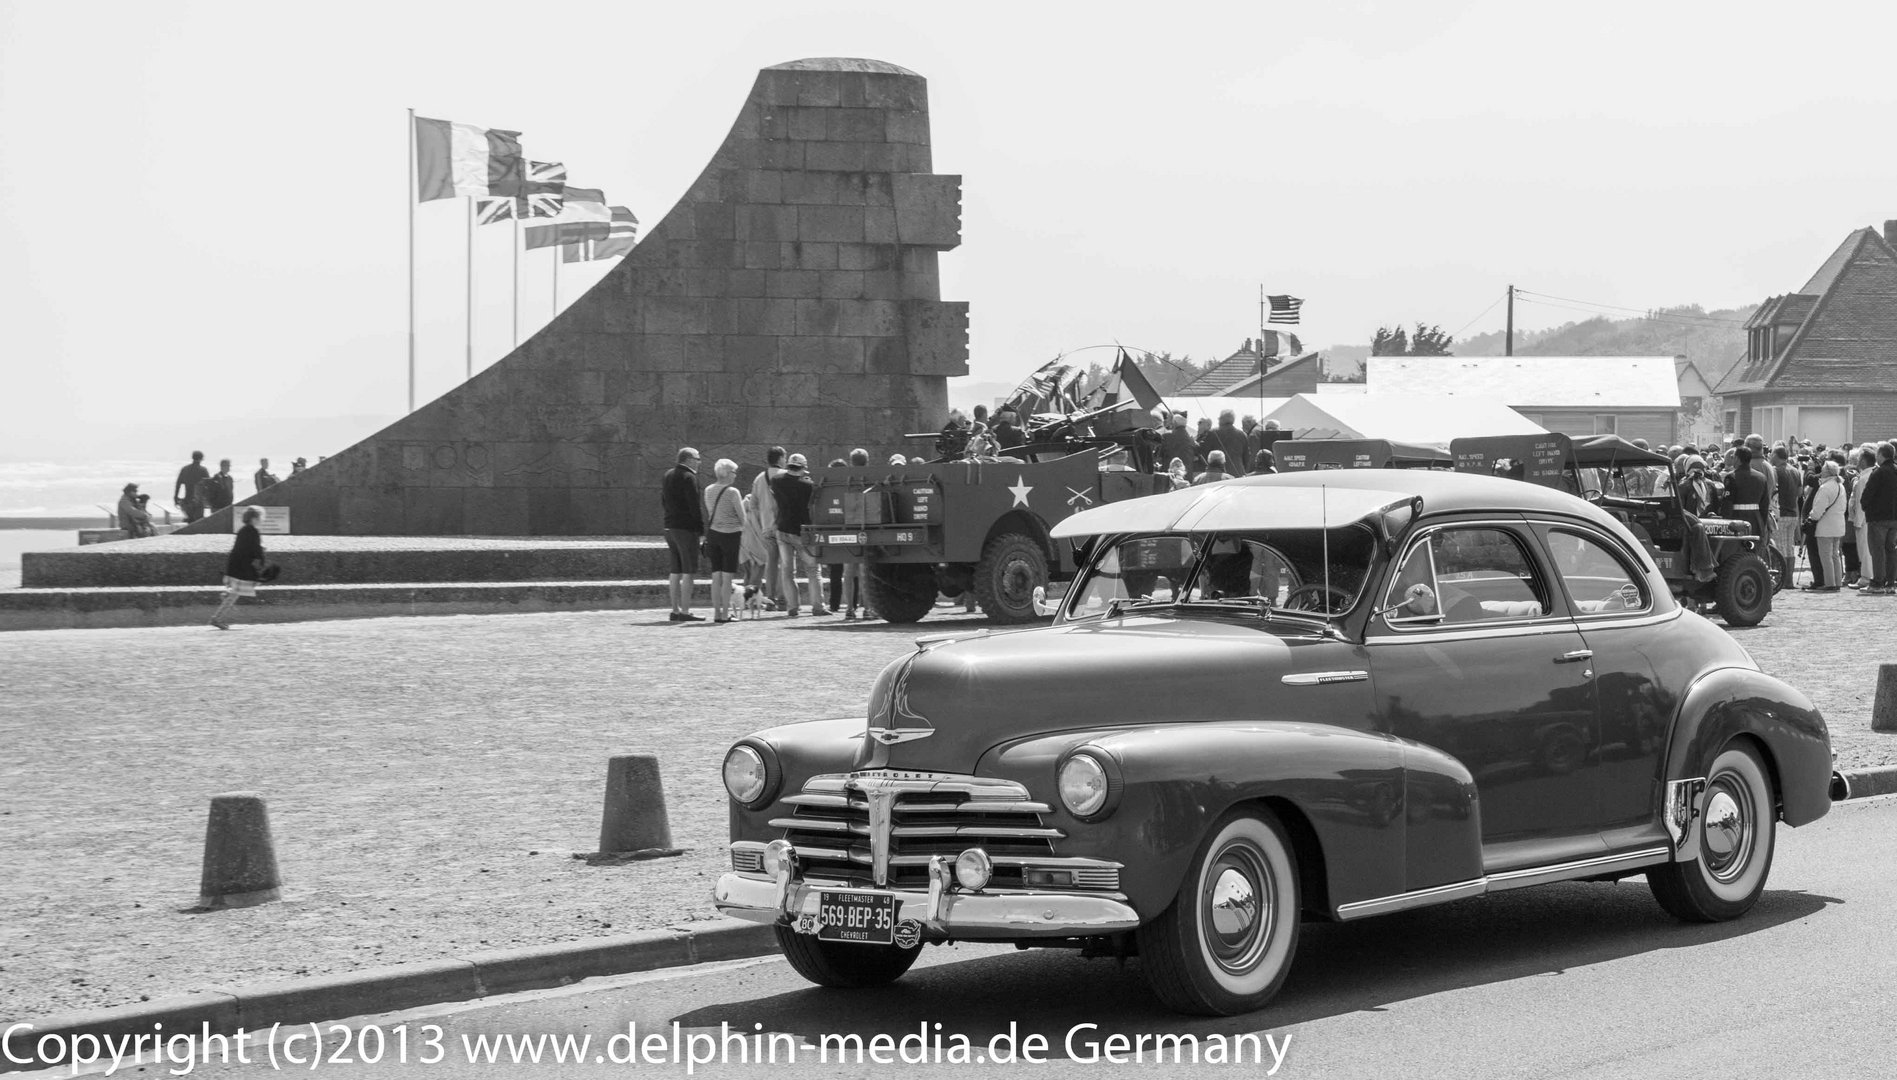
[[739, 584, 765, 620]]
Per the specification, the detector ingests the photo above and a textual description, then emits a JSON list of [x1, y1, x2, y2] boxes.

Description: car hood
[[859, 614, 1351, 773]]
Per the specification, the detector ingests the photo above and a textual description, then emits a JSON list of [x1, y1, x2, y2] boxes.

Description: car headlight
[[722, 744, 772, 807], [1058, 752, 1113, 819], [954, 848, 993, 891]]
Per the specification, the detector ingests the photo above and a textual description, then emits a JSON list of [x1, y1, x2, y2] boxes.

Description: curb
[[1, 919, 778, 1072], [1831, 764, 1897, 802]]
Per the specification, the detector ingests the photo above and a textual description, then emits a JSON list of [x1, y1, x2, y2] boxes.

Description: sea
[[0, 460, 182, 588]]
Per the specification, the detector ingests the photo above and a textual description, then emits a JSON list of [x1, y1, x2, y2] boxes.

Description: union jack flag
[[475, 160, 566, 223], [1003, 358, 1087, 419]]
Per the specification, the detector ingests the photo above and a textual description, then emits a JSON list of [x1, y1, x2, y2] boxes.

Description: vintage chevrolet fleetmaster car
[[715, 471, 1833, 1015]]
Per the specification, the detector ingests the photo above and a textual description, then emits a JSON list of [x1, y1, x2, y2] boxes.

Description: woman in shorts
[[702, 459, 746, 623]]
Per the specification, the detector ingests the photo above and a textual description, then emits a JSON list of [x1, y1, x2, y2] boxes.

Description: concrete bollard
[[1874, 664, 1897, 733], [583, 755, 683, 864], [196, 792, 282, 910]]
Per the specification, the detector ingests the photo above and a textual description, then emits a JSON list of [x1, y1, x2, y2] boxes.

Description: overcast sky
[[3, 0, 1892, 459]]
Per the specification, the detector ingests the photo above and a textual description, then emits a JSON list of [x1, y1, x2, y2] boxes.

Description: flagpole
[[552, 242, 559, 322], [465, 197, 475, 381], [406, 108, 417, 414], [511, 215, 521, 347]]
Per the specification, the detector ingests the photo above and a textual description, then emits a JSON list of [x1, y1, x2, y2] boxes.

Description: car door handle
[[1554, 650, 1594, 664]]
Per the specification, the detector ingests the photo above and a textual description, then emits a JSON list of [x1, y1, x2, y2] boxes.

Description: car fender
[[1666, 666, 1831, 826], [725, 716, 868, 844], [979, 721, 1484, 921]]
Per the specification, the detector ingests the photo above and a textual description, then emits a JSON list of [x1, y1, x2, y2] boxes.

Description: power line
[[1449, 291, 1508, 339], [1513, 289, 1748, 326]]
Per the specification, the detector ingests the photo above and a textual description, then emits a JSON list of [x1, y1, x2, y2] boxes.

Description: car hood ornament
[[866, 651, 934, 745]]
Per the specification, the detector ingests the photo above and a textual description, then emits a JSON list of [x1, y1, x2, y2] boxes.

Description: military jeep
[[1450, 434, 1775, 627]]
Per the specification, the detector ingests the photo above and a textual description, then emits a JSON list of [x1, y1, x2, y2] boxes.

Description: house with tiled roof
[[1714, 222, 1897, 445], [1177, 337, 1324, 396]]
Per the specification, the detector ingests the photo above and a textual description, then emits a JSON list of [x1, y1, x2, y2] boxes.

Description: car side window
[[1547, 528, 1649, 615], [1384, 526, 1549, 626]]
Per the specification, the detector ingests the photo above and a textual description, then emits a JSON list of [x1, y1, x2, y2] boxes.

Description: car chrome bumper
[[713, 872, 1140, 938]]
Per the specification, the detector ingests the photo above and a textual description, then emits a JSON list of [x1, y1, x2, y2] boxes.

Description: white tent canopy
[[1262, 393, 1543, 446], [1163, 395, 1293, 426]]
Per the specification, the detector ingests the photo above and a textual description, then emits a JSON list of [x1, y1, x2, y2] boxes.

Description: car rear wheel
[[1138, 809, 1301, 1015], [1714, 553, 1771, 626], [775, 925, 921, 988], [1647, 742, 1776, 922], [864, 563, 937, 623], [973, 532, 1048, 623]]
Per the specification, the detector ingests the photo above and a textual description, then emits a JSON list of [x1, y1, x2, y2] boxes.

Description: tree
[[1371, 323, 1455, 356], [1409, 323, 1454, 356]]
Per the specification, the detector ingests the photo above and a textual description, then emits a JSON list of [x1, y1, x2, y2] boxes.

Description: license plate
[[826, 533, 865, 545], [815, 890, 895, 944]]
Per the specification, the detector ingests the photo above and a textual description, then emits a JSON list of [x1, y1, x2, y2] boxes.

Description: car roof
[[1054, 469, 1629, 539]]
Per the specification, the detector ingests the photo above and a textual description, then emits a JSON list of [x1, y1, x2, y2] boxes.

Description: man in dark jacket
[[1213, 411, 1250, 477], [173, 451, 210, 523], [1860, 442, 1897, 594], [1160, 412, 1199, 472], [1723, 446, 1771, 545], [200, 459, 236, 514], [661, 447, 705, 621], [991, 409, 1027, 451], [770, 453, 827, 616]]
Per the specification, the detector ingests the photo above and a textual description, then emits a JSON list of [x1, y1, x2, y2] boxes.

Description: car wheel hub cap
[[1204, 848, 1272, 973], [1702, 785, 1750, 880]]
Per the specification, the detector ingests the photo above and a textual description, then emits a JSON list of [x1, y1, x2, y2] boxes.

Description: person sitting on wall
[[117, 483, 153, 538]]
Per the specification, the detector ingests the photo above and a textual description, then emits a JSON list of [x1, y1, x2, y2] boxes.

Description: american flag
[[1267, 294, 1304, 325], [1003, 358, 1087, 418]]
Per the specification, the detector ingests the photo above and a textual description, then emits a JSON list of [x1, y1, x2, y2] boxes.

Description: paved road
[[47, 796, 1893, 1079]]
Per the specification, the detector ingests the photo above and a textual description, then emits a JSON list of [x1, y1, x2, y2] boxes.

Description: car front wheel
[[775, 925, 921, 988], [1647, 741, 1776, 922], [1138, 808, 1301, 1015]]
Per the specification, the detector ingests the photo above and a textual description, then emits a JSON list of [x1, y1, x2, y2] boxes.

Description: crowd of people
[[117, 451, 312, 539], [1655, 431, 1897, 594], [662, 443, 912, 624], [1158, 409, 1282, 487]]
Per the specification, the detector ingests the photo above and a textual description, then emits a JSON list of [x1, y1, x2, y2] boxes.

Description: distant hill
[[1454, 305, 1756, 383]]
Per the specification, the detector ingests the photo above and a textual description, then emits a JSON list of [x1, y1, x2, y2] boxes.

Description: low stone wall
[[0, 581, 679, 631]]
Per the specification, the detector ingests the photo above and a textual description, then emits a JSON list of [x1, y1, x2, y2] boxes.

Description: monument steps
[[0, 579, 686, 631]]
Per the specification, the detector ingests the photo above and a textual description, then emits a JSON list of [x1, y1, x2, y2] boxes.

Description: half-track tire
[[864, 563, 937, 624]]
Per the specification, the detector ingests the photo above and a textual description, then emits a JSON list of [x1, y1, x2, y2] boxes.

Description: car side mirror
[[1032, 585, 1058, 617]]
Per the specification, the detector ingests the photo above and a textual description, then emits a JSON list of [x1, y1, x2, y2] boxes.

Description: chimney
[[1885, 220, 1897, 248]]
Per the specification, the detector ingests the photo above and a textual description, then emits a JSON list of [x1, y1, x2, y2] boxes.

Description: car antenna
[[1321, 484, 1330, 610]]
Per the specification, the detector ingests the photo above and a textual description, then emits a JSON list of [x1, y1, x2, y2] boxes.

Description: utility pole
[[1505, 284, 1515, 357]]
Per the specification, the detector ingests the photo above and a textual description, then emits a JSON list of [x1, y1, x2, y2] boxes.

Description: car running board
[[1333, 845, 1673, 921]]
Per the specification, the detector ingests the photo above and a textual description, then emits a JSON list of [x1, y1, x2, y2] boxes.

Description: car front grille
[[766, 771, 1118, 892]]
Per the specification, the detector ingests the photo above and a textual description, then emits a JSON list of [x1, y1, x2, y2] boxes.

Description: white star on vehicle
[[1008, 476, 1033, 507]]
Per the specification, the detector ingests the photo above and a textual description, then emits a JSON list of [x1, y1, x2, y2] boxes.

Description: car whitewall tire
[[1648, 741, 1776, 922], [1138, 809, 1301, 1015]]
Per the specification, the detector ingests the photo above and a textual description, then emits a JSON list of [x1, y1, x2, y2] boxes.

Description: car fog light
[[723, 745, 767, 804], [1058, 753, 1110, 818], [762, 839, 796, 877], [1024, 869, 1075, 888], [954, 848, 993, 891]]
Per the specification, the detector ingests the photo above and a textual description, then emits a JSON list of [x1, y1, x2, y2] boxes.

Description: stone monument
[[185, 58, 967, 536]]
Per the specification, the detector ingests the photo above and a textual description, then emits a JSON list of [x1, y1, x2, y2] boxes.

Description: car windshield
[[1067, 524, 1378, 620]]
